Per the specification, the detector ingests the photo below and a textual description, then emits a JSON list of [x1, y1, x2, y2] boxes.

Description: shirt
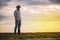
[[14, 10, 21, 21]]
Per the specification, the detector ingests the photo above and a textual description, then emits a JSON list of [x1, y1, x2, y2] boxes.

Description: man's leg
[[18, 21, 21, 35], [14, 20, 18, 34]]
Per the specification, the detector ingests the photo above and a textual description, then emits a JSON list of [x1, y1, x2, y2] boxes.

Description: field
[[0, 32, 60, 40]]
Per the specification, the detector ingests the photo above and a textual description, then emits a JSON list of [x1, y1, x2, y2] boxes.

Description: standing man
[[14, 5, 21, 35]]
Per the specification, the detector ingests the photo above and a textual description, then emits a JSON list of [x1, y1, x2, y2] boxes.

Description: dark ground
[[0, 32, 60, 40]]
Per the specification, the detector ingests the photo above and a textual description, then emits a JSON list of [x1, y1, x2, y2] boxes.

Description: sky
[[0, 0, 60, 33]]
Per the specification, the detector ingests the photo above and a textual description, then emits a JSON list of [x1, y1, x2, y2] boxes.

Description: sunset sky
[[0, 0, 60, 33]]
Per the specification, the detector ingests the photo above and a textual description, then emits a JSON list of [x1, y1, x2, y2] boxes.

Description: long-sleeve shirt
[[14, 10, 21, 21]]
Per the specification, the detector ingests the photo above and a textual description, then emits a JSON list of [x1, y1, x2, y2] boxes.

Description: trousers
[[14, 20, 21, 35]]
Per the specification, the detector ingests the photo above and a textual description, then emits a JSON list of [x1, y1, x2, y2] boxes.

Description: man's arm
[[14, 11, 17, 20]]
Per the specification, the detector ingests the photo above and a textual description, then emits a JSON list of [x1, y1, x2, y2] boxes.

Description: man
[[14, 5, 21, 35]]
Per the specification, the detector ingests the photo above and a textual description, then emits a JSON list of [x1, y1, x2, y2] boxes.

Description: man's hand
[[15, 16, 17, 20]]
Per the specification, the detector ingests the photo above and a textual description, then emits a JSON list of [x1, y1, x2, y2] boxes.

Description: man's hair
[[16, 5, 21, 8]]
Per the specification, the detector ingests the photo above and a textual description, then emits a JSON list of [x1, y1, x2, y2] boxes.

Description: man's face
[[16, 5, 21, 10], [17, 7, 20, 9], [17, 7, 20, 10]]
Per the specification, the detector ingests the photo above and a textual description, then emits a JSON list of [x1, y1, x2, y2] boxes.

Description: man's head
[[16, 5, 21, 11]]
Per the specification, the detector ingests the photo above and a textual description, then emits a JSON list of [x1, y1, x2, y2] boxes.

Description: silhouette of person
[[14, 5, 21, 35]]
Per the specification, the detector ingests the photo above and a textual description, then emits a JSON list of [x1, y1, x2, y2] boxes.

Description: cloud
[[17, 0, 50, 5], [49, 0, 60, 4], [0, 13, 7, 21], [0, 0, 11, 9]]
